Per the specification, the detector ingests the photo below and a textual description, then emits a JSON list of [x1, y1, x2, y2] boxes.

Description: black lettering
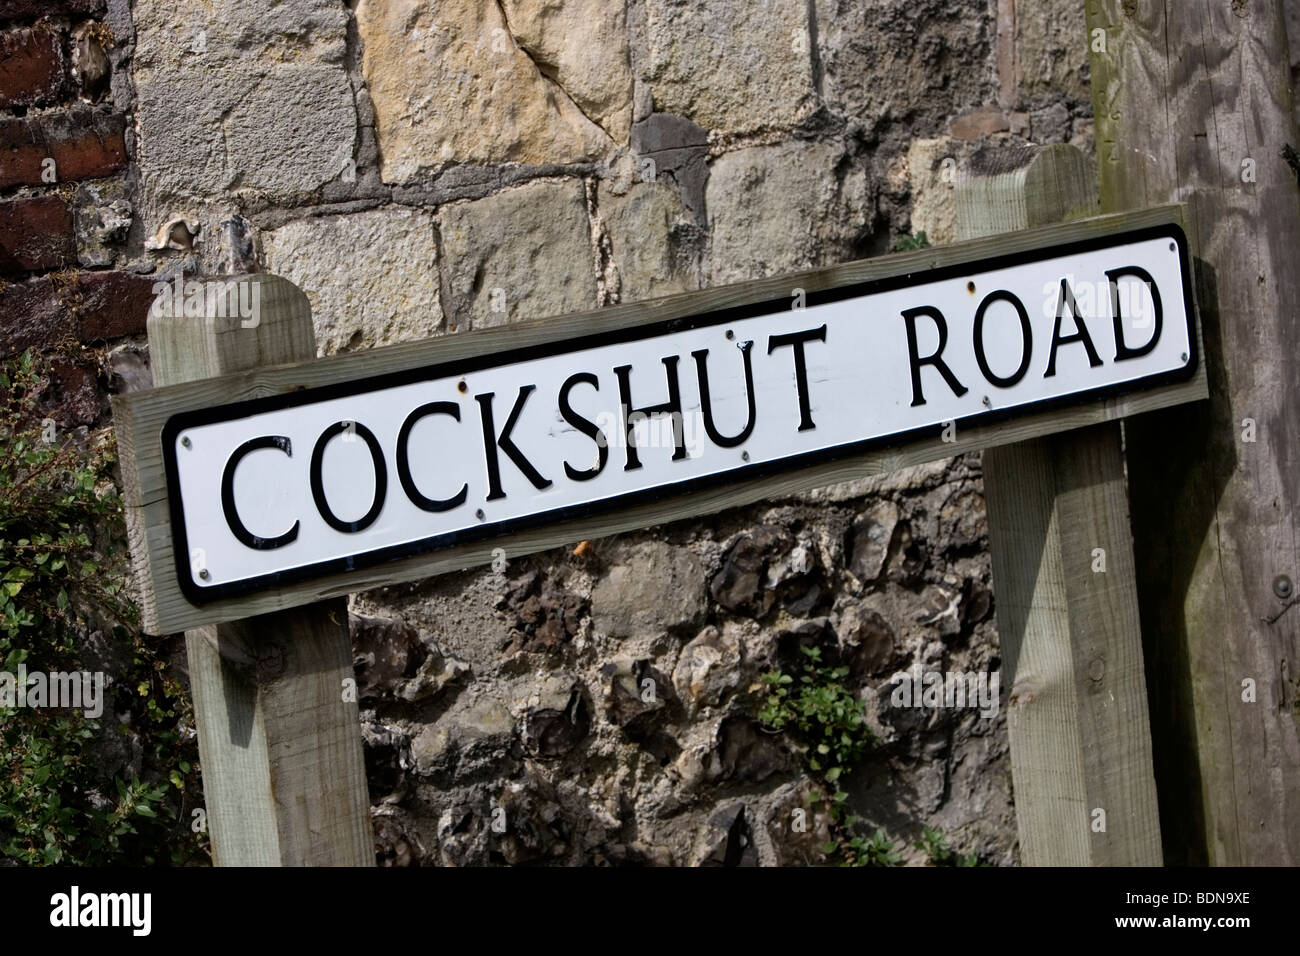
[[973, 290, 1032, 388], [221, 435, 299, 550], [558, 372, 609, 482], [901, 307, 967, 406], [1108, 265, 1163, 361], [692, 342, 757, 448], [476, 386, 552, 501], [310, 421, 388, 533], [614, 357, 687, 471], [396, 402, 467, 512], [1044, 277, 1103, 377], [767, 324, 827, 430]]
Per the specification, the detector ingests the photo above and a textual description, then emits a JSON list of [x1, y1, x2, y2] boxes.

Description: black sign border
[[162, 221, 1199, 606]]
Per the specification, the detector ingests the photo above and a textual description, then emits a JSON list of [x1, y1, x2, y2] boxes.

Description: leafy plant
[[0, 349, 204, 865], [915, 825, 981, 867], [760, 644, 874, 779], [893, 231, 931, 252], [760, 644, 890, 865]]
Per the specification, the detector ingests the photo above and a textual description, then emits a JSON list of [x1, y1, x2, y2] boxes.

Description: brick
[[0, 195, 74, 274], [45, 353, 103, 426], [0, 25, 64, 108], [74, 270, 157, 341], [0, 0, 103, 18], [0, 275, 73, 355], [0, 109, 126, 189], [950, 106, 1011, 141], [0, 270, 156, 356]]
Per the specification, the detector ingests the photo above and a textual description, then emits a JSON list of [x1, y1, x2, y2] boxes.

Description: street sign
[[161, 221, 1195, 603], [113, 206, 1205, 633]]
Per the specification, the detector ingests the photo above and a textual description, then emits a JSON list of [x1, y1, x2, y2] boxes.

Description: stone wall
[[0, 0, 1098, 865]]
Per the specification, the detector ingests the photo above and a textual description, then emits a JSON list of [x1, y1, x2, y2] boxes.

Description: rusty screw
[[1273, 574, 1293, 600]]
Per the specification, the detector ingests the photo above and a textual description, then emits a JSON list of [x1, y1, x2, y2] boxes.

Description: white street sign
[[164, 223, 1195, 602]]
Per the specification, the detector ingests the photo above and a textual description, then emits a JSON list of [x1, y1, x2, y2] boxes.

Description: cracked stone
[[439, 180, 597, 330], [590, 539, 706, 638], [695, 802, 759, 866], [704, 717, 795, 785], [814, 0, 995, 136], [351, 612, 469, 704], [411, 693, 517, 778], [356, 0, 612, 184], [133, 0, 354, 205], [837, 604, 897, 678], [630, 111, 709, 224], [672, 625, 741, 717], [706, 140, 873, 284], [262, 207, 443, 355], [1016, 1, 1089, 103], [521, 683, 590, 757], [766, 783, 833, 866], [602, 657, 676, 759], [500, 0, 633, 144], [644, 0, 816, 135], [710, 525, 789, 618], [494, 774, 570, 864], [850, 501, 901, 585], [598, 179, 700, 301], [918, 584, 963, 638]]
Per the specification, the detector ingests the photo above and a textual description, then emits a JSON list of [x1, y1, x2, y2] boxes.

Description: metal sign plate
[[164, 222, 1195, 603]]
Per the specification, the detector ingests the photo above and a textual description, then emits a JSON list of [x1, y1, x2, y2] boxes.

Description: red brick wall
[[0, 0, 152, 424]]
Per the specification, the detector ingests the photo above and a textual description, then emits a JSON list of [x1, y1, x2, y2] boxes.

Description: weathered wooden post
[[1087, 0, 1300, 865], [127, 275, 373, 866], [955, 143, 1163, 865]]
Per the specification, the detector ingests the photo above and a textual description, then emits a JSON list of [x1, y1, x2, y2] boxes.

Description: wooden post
[[147, 275, 373, 866], [1087, 0, 1300, 866], [956, 144, 1163, 865]]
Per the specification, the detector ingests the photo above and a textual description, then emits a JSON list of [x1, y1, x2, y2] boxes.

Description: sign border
[[162, 221, 1198, 605]]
